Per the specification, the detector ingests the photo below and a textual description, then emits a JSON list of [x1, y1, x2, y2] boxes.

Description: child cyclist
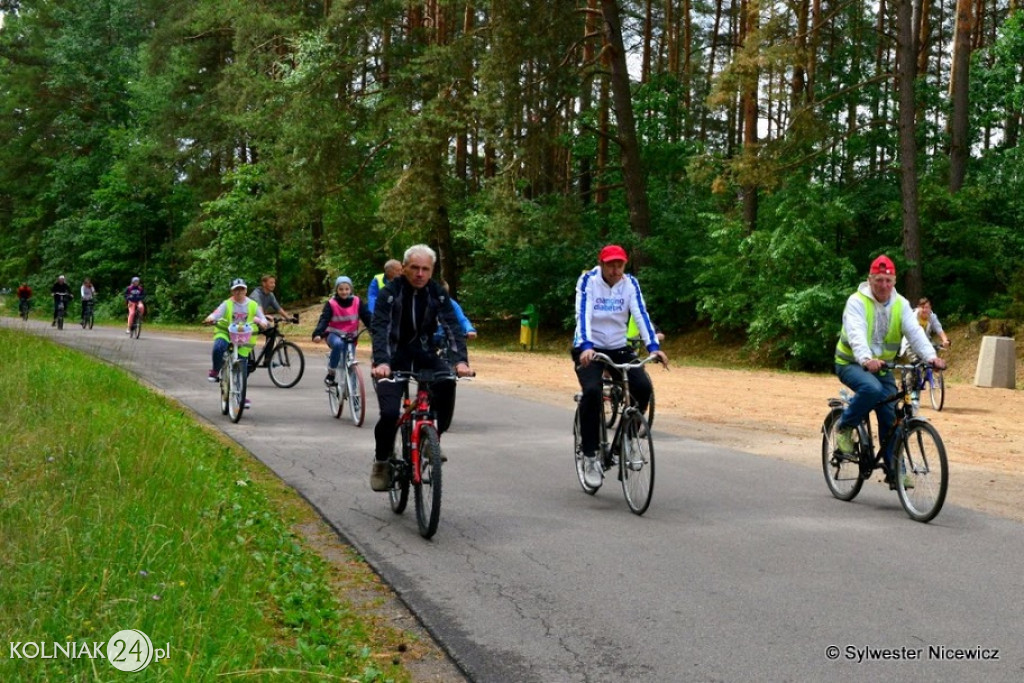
[[312, 276, 373, 385], [124, 276, 145, 334], [202, 279, 270, 388]]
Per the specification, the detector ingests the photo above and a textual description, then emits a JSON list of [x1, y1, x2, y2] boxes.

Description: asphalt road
[[11, 320, 1024, 683]]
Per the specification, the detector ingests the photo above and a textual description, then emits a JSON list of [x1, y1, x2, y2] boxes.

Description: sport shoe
[[836, 427, 855, 458], [207, 369, 219, 382], [370, 461, 391, 491], [324, 371, 337, 386], [244, 399, 251, 409], [583, 454, 603, 489]]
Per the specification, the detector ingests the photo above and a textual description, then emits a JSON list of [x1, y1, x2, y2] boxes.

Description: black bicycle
[[574, 353, 660, 515], [81, 298, 95, 329], [54, 293, 72, 330], [19, 297, 31, 321], [249, 315, 305, 388], [821, 361, 949, 522]]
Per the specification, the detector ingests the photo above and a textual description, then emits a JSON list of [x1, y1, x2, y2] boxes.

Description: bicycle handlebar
[[587, 352, 662, 372], [378, 368, 474, 384]]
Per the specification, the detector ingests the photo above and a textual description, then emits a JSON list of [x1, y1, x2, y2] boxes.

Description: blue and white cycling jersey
[[573, 267, 659, 352]]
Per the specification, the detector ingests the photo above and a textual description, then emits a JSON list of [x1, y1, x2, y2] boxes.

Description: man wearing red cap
[[833, 255, 946, 472], [572, 245, 668, 489]]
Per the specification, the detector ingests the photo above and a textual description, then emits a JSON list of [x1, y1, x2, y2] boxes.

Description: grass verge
[[0, 328, 419, 681]]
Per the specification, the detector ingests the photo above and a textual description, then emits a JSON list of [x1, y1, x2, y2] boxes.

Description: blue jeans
[[212, 338, 253, 374], [835, 363, 898, 464], [327, 333, 351, 371]]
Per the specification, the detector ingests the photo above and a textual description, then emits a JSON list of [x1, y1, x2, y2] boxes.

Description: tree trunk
[[949, 0, 974, 192], [897, 0, 923, 301], [600, 0, 653, 246]]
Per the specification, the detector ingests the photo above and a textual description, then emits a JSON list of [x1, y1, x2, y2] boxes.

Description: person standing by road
[[366, 259, 402, 313], [368, 245, 473, 491], [834, 256, 947, 462], [572, 245, 668, 489]]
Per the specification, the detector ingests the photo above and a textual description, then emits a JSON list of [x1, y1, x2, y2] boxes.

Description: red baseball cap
[[599, 245, 628, 263], [870, 255, 896, 276]]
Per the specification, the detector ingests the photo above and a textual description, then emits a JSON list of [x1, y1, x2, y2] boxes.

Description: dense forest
[[1, 0, 1023, 368]]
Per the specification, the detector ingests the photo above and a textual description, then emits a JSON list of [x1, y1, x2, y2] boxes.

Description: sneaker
[[836, 427, 855, 458], [583, 454, 603, 489], [370, 461, 391, 491], [125, 330, 130, 335], [324, 371, 337, 386], [207, 369, 219, 382], [52, 321, 56, 327], [244, 399, 251, 409]]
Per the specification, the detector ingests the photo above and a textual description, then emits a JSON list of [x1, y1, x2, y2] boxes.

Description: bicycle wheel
[[346, 363, 366, 427], [601, 379, 620, 431], [228, 360, 247, 423], [894, 420, 948, 522], [389, 423, 411, 514], [219, 361, 230, 415], [268, 340, 305, 388], [928, 369, 945, 411], [57, 308, 64, 330], [86, 312, 94, 330], [327, 378, 344, 418], [619, 412, 655, 515], [130, 317, 142, 339], [821, 407, 865, 501], [414, 424, 443, 539], [573, 401, 598, 495]]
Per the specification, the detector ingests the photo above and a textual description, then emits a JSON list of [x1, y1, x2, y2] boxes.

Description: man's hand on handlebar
[[930, 357, 947, 370], [454, 362, 475, 378], [651, 350, 670, 369], [578, 349, 596, 367]]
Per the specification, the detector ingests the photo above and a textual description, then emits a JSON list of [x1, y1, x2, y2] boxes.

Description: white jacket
[[573, 267, 659, 352]]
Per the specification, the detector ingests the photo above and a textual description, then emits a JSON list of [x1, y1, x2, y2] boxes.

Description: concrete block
[[974, 336, 1016, 389]]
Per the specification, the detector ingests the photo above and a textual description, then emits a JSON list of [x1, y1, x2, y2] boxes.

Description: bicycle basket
[[228, 323, 254, 348]]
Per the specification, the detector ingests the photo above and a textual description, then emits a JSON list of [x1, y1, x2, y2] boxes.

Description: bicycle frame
[[592, 353, 659, 460], [252, 315, 297, 367], [394, 380, 436, 487]]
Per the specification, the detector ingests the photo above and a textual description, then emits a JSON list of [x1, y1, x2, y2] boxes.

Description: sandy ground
[[465, 347, 1024, 523]]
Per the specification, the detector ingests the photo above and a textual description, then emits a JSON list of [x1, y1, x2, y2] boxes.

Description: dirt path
[[466, 347, 1024, 523]]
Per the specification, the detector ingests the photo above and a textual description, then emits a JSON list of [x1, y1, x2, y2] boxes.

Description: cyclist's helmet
[[131, 276, 140, 284], [231, 278, 247, 292], [58, 274, 65, 281]]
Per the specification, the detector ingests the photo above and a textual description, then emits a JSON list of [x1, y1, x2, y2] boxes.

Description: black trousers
[[374, 349, 456, 461], [571, 346, 652, 456]]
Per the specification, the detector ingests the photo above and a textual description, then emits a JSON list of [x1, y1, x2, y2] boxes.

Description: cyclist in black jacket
[[368, 244, 473, 491], [51, 275, 72, 326]]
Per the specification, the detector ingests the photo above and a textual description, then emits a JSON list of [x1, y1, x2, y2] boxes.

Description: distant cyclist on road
[[833, 255, 947, 461], [124, 277, 145, 335], [572, 245, 668, 489], [17, 282, 32, 315], [80, 277, 97, 324], [51, 275, 72, 326]]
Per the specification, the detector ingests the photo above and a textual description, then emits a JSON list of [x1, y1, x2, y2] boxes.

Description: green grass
[[0, 328, 413, 681]]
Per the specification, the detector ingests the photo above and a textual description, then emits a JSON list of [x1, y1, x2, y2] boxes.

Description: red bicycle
[[381, 369, 459, 539]]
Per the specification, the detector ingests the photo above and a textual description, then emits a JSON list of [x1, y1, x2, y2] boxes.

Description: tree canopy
[[2, 0, 1023, 369]]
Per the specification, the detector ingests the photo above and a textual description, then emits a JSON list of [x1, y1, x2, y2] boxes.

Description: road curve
[[12, 319, 1024, 683]]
